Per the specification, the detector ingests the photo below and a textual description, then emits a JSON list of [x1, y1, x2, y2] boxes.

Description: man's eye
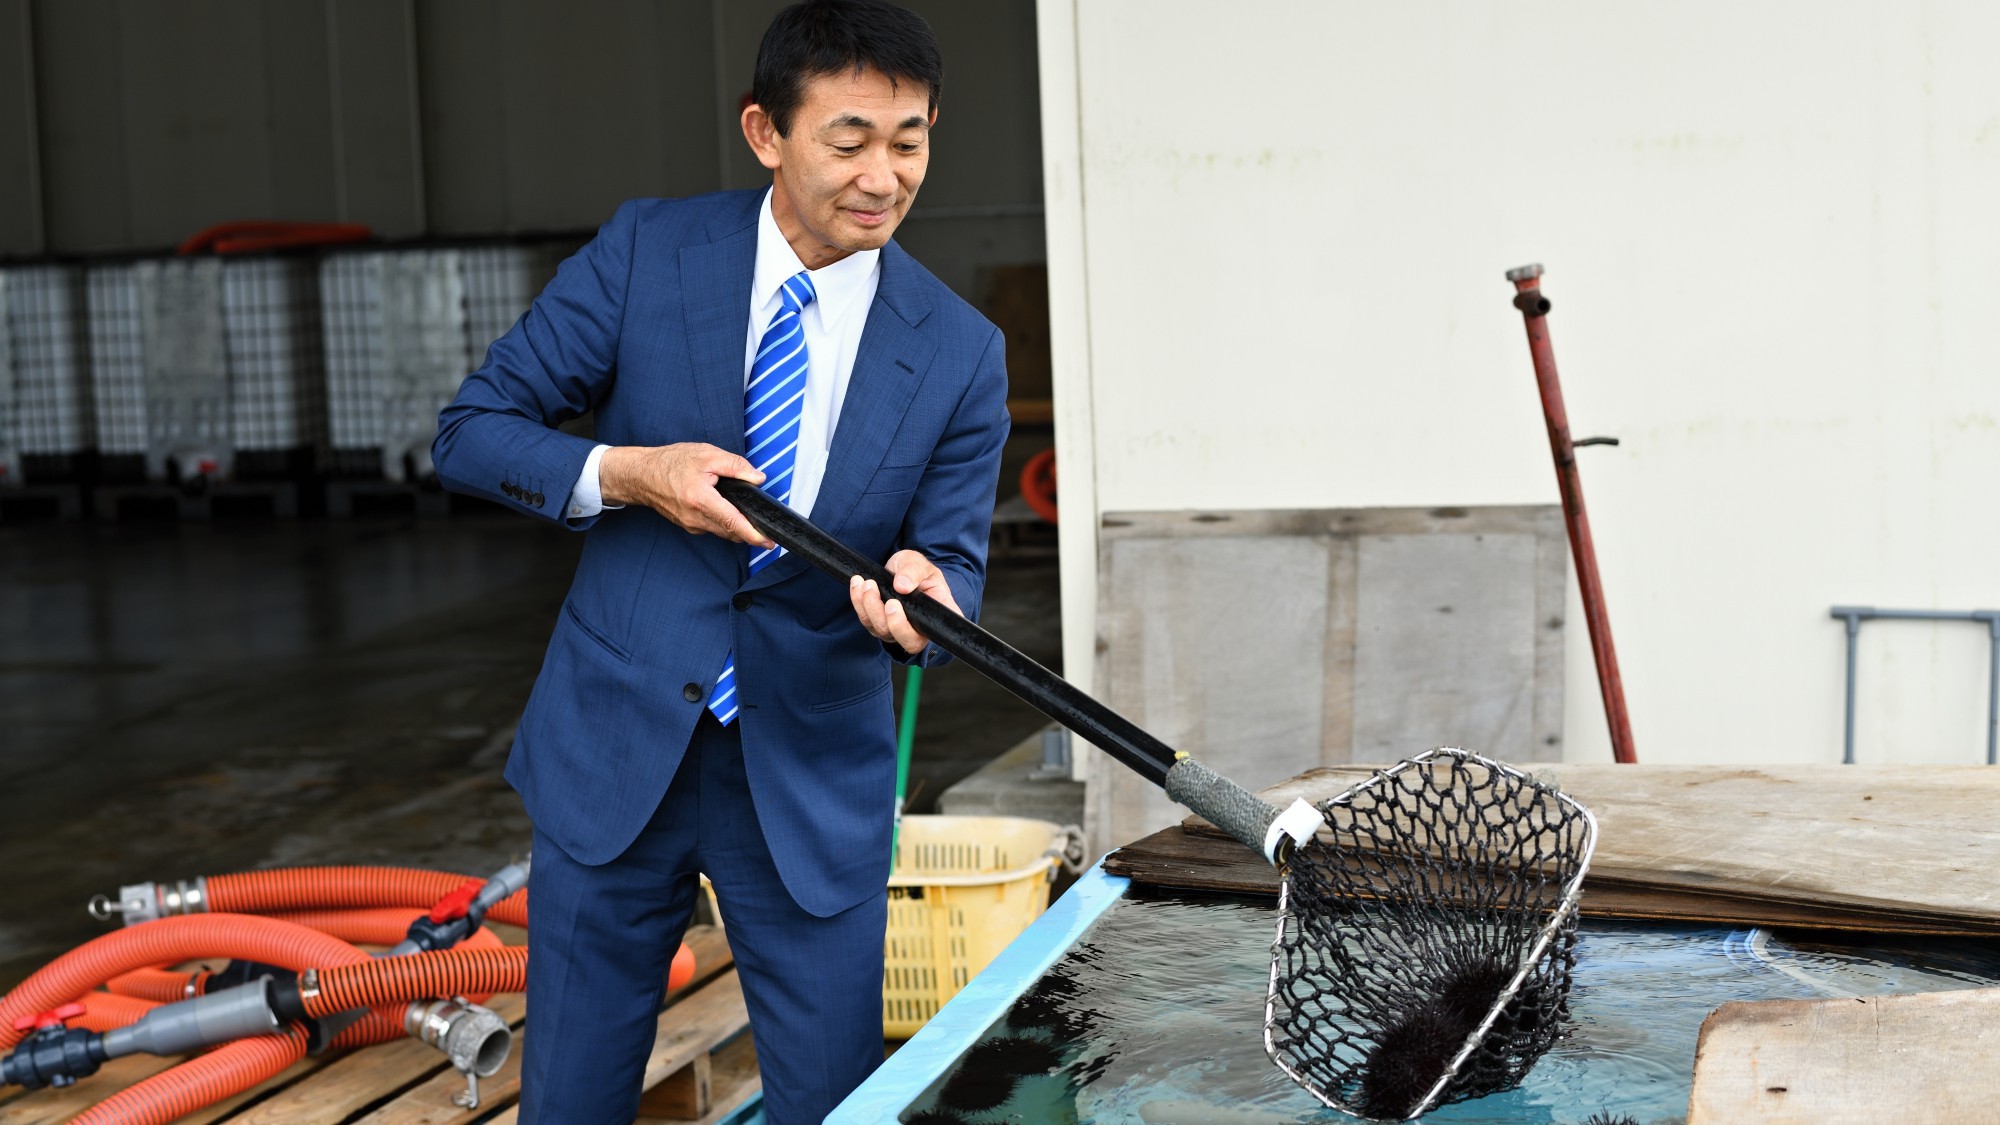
[[896, 144, 922, 154], [834, 145, 861, 155]]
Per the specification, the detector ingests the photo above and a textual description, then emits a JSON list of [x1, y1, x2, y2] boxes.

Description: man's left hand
[[851, 551, 961, 655]]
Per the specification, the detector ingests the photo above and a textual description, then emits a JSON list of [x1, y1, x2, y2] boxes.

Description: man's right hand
[[599, 444, 775, 548]]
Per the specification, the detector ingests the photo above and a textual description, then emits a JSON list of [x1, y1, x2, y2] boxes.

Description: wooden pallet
[[0, 924, 756, 1125]]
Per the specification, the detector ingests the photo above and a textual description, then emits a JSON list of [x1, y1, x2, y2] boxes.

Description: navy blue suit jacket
[[434, 190, 1009, 917]]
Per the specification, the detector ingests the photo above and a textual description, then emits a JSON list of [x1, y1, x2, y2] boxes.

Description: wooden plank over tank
[[1687, 987, 2000, 1123], [1108, 763, 2000, 933]]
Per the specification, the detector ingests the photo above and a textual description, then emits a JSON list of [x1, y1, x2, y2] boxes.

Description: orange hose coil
[[69, 1025, 310, 1125], [300, 946, 528, 1019], [6, 866, 544, 1119], [101, 915, 505, 1003], [0, 915, 363, 1051], [204, 867, 528, 928], [104, 967, 201, 1004], [266, 907, 435, 947], [96, 912, 508, 1008], [74, 991, 161, 1032], [328, 1007, 412, 1052]]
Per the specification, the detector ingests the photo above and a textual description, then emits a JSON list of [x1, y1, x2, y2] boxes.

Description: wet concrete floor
[[0, 513, 1060, 990]]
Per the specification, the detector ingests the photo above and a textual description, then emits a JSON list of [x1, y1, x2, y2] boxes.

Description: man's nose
[[854, 147, 897, 198]]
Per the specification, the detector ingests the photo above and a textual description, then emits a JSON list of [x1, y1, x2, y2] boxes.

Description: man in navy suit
[[432, 3, 1008, 1120]]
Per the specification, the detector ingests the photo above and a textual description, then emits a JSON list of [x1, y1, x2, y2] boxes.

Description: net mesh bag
[[1263, 748, 1597, 1120]]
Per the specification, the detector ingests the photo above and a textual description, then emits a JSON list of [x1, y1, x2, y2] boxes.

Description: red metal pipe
[[1506, 264, 1638, 764]]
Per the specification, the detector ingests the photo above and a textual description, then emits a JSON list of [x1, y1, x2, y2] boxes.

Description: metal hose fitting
[[404, 998, 511, 1108], [88, 879, 209, 926]]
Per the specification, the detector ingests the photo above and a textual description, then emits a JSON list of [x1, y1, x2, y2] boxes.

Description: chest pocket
[[864, 461, 926, 496]]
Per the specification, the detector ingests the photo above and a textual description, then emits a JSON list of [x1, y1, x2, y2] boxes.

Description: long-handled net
[[716, 479, 1598, 1120], [1266, 749, 1594, 1118]]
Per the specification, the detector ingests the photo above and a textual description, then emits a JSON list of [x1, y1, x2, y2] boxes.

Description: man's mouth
[[845, 204, 892, 226]]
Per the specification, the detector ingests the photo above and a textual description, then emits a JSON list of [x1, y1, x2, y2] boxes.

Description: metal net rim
[[1260, 746, 1601, 1120]]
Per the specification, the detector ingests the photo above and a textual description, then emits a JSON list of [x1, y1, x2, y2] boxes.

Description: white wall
[[1041, 0, 2000, 768]]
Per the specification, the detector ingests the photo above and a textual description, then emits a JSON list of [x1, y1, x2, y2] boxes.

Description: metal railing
[[1830, 606, 2000, 765]]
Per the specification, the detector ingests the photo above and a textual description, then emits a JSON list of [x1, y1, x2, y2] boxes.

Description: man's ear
[[741, 104, 783, 172]]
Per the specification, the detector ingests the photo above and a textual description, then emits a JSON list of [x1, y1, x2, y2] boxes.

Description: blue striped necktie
[[708, 270, 816, 725]]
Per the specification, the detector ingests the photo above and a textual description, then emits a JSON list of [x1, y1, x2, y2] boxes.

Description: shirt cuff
[[567, 444, 624, 521]]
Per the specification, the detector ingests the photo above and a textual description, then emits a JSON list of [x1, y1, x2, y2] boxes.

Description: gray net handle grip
[[1164, 756, 1324, 865]]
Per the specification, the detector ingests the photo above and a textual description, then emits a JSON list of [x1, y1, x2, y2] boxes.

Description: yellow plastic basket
[[882, 814, 1069, 1038]]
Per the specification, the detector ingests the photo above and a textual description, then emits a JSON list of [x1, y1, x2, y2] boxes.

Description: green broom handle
[[892, 664, 922, 869]]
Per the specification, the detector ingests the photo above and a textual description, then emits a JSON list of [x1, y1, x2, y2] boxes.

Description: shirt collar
[[753, 187, 880, 331]]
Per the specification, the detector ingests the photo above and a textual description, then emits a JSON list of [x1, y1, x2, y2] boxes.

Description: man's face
[[743, 66, 934, 269]]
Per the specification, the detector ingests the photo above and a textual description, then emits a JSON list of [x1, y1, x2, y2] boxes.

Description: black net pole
[[717, 477, 1176, 787]]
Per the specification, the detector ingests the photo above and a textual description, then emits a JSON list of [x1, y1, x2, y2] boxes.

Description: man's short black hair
[[752, 0, 942, 137]]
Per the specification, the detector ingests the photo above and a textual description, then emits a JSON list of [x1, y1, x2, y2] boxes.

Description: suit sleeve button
[[532, 492, 545, 507], [732, 593, 753, 610], [683, 682, 703, 702]]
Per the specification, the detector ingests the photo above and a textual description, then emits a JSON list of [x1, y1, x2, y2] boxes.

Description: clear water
[[898, 889, 2000, 1125]]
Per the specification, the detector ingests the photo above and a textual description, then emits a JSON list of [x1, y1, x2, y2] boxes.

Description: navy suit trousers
[[518, 712, 889, 1124]]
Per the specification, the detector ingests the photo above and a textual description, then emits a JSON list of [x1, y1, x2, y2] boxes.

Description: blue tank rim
[[829, 861, 1134, 1122]]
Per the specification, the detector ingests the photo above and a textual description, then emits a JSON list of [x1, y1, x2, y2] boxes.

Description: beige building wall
[[1041, 0, 2000, 771]]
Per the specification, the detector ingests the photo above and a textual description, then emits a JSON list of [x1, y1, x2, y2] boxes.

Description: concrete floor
[[0, 511, 1060, 991]]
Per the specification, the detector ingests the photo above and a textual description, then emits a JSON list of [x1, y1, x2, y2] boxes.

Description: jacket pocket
[[563, 600, 634, 664], [808, 676, 891, 713], [863, 461, 927, 496]]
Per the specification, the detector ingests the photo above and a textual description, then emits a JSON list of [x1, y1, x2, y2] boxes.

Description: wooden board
[[0, 924, 747, 1125], [1105, 764, 2000, 935], [1687, 987, 2000, 1122], [636, 1034, 759, 1125]]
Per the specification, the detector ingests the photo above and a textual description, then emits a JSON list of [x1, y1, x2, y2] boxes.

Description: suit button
[[532, 492, 545, 507], [500, 482, 513, 496], [683, 682, 702, 702], [732, 593, 753, 610]]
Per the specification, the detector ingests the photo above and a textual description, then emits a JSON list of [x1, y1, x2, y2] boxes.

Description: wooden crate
[[0, 925, 756, 1125]]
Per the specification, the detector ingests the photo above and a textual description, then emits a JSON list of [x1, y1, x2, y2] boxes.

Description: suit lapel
[[679, 204, 759, 453], [745, 242, 936, 592]]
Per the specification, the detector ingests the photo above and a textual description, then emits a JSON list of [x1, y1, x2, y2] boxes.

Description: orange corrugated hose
[[102, 915, 506, 1002], [299, 947, 528, 1019], [3, 865, 611, 1122], [204, 867, 529, 929], [17, 930, 515, 1122], [104, 968, 200, 1004], [0, 916, 363, 1052], [68, 1025, 311, 1125], [266, 907, 500, 949], [327, 1007, 410, 1051], [74, 991, 161, 1032]]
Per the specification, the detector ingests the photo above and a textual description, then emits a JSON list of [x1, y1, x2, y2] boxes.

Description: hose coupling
[[405, 998, 511, 1109], [98, 978, 280, 1061], [88, 878, 208, 925]]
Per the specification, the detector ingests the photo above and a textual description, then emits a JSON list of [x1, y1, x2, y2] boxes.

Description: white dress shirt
[[566, 189, 883, 521]]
